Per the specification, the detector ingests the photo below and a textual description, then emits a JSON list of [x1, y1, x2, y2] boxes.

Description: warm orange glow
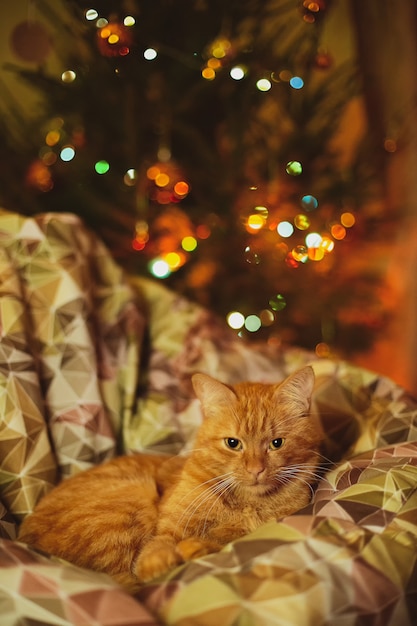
[[320, 235, 335, 252], [331, 224, 346, 240], [202, 67, 216, 80], [100, 27, 111, 39], [45, 130, 60, 146], [308, 247, 325, 261], [207, 58, 221, 69], [174, 181, 189, 196], [155, 173, 170, 187], [196, 224, 211, 239], [146, 165, 160, 180], [246, 214, 265, 231], [341, 212, 355, 228]]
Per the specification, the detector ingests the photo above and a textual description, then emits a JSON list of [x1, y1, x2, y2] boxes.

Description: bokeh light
[[277, 221, 294, 237], [85, 9, 98, 21], [331, 224, 346, 240], [301, 194, 318, 211], [181, 236, 197, 252], [341, 212, 355, 227], [95, 159, 110, 174], [269, 294, 286, 311], [256, 78, 272, 92], [286, 160, 302, 175], [149, 258, 171, 278], [230, 65, 246, 80], [305, 232, 322, 248], [227, 311, 245, 330], [289, 76, 304, 89], [124, 168, 137, 186], [294, 214, 310, 230], [60, 146, 75, 161], [247, 214, 265, 231], [292, 245, 308, 262], [245, 315, 262, 332], [244, 245, 261, 264], [61, 70, 76, 83], [144, 48, 158, 60]]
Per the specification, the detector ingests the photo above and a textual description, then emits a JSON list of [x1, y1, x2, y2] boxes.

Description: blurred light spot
[[149, 258, 171, 278], [301, 194, 318, 211], [256, 78, 272, 92], [341, 212, 355, 227], [269, 294, 286, 311], [60, 146, 75, 161], [244, 245, 261, 264], [308, 247, 325, 261], [182, 236, 197, 252], [155, 172, 170, 187], [305, 232, 322, 248], [95, 160, 110, 174], [315, 342, 331, 358], [124, 168, 137, 186], [144, 47, 157, 60], [245, 315, 261, 332], [61, 70, 76, 83], [174, 181, 189, 196], [45, 130, 60, 146], [196, 224, 211, 239], [289, 76, 304, 89], [260, 309, 275, 326], [124, 16, 135, 26], [320, 236, 334, 252], [277, 221, 294, 237], [85, 9, 98, 20], [292, 245, 308, 262], [294, 214, 310, 230], [331, 224, 346, 240], [286, 160, 302, 176], [247, 214, 265, 231], [227, 311, 245, 330], [230, 65, 246, 80], [202, 67, 216, 80]]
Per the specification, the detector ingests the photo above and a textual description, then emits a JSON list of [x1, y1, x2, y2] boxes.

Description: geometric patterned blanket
[[0, 209, 416, 625]]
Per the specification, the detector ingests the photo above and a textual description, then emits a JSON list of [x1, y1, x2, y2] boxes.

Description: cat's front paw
[[176, 537, 221, 561], [135, 547, 181, 583]]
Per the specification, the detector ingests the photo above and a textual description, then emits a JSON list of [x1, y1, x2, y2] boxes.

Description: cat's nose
[[246, 461, 265, 478]]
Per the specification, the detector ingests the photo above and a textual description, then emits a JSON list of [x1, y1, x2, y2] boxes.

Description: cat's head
[[191, 366, 322, 496]]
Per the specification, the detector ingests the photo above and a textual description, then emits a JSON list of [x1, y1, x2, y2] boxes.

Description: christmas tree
[[0, 0, 386, 357]]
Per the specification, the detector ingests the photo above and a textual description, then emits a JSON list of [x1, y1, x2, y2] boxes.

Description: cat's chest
[[239, 505, 273, 532]]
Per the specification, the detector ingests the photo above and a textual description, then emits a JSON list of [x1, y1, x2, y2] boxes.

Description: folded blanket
[[0, 209, 415, 626]]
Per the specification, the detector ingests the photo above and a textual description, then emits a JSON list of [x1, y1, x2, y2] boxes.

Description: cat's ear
[[274, 365, 315, 417], [192, 373, 237, 417]]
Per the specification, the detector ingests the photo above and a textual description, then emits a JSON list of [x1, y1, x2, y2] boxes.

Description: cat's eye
[[225, 438, 242, 450], [269, 438, 285, 450]]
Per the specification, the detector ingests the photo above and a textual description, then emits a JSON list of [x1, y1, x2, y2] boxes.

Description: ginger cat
[[19, 366, 322, 588]]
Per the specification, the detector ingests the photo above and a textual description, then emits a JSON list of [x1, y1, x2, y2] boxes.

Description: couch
[[0, 209, 416, 625]]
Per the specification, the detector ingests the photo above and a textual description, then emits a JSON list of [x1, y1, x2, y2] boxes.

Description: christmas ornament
[[11, 21, 53, 63], [96, 22, 133, 57]]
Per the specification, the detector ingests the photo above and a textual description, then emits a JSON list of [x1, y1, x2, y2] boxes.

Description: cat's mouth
[[245, 479, 272, 493]]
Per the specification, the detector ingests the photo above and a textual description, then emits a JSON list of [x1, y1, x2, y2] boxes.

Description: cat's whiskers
[[180, 480, 231, 539], [176, 472, 235, 539], [198, 477, 236, 537], [275, 463, 323, 499]]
